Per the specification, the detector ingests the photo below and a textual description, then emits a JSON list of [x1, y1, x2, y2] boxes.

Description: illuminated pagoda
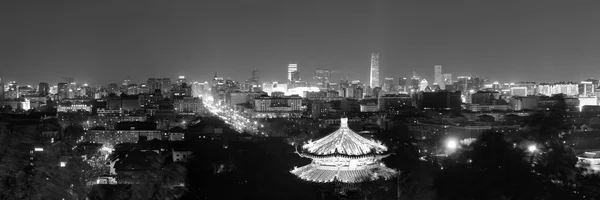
[[290, 118, 397, 183]]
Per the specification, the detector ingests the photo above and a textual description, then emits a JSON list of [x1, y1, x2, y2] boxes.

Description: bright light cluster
[[303, 118, 387, 155], [202, 98, 262, 135], [291, 118, 397, 183]]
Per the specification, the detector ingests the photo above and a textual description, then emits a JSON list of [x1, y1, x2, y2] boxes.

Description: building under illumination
[[290, 118, 397, 183], [288, 64, 298, 82], [419, 79, 429, 91], [434, 65, 443, 90], [382, 78, 395, 92], [369, 53, 380, 88]]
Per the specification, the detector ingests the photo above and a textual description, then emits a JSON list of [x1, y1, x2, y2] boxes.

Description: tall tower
[[434, 65, 444, 90], [288, 64, 298, 82], [370, 53, 380, 88], [251, 69, 260, 83]]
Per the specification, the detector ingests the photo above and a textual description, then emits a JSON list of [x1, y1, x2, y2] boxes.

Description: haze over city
[[5, 1, 600, 200], [3, 0, 600, 85]]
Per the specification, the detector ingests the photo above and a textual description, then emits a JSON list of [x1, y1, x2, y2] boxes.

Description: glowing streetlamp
[[446, 139, 458, 150], [527, 144, 537, 153]]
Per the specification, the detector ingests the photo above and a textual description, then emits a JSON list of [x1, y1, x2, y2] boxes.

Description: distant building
[[58, 82, 69, 100], [369, 53, 380, 88], [378, 94, 412, 114], [253, 95, 302, 112], [38, 82, 49, 96], [442, 74, 452, 89], [147, 78, 172, 96], [398, 78, 407, 93], [288, 64, 298, 82], [309, 100, 331, 119], [471, 91, 500, 105], [434, 65, 444, 90], [251, 69, 260, 84], [579, 80, 595, 97], [419, 79, 428, 92], [415, 91, 462, 110], [360, 98, 379, 112], [538, 96, 579, 111], [537, 82, 579, 97], [582, 105, 600, 112], [314, 69, 331, 90], [465, 104, 509, 112], [510, 87, 528, 97], [578, 97, 598, 111], [57, 104, 93, 113], [291, 71, 301, 82], [107, 95, 141, 111], [383, 78, 395, 93], [509, 96, 539, 111], [174, 97, 203, 114]]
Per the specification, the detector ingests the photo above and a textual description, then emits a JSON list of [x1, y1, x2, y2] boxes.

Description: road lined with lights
[[202, 98, 266, 136]]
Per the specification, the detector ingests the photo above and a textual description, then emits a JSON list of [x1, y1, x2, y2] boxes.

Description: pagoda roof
[[302, 118, 387, 156], [290, 163, 397, 183]]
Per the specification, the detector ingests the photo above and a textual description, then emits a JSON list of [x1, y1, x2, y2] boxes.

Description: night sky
[[2, 0, 600, 86]]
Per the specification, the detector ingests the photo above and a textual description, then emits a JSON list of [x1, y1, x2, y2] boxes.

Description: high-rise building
[[251, 69, 260, 84], [434, 65, 443, 90], [510, 87, 528, 97], [383, 78, 395, 92], [38, 82, 49, 96], [443, 74, 452, 88], [419, 79, 429, 91], [369, 53, 380, 88], [288, 64, 298, 82], [410, 77, 420, 92], [177, 76, 187, 85], [58, 82, 69, 100], [107, 83, 119, 94], [146, 78, 172, 95], [314, 69, 331, 90], [291, 71, 300, 82], [398, 78, 407, 93], [579, 81, 595, 97]]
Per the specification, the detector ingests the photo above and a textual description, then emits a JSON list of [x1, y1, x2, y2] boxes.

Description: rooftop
[[302, 118, 387, 156]]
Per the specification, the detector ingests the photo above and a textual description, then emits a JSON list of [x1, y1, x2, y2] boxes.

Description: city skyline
[[3, 0, 600, 85]]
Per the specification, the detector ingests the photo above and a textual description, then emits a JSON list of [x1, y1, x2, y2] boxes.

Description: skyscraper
[[291, 71, 300, 82], [38, 82, 49, 96], [443, 74, 452, 88], [399, 78, 407, 92], [434, 65, 444, 90], [177, 76, 187, 85], [370, 53, 380, 88], [383, 78, 395, 92], [288, 64, 298, 82], [314, 68, 331, 89], [251, 69, 260, 84], [419, 79, 429, 91], [58, 82, 69, 100]]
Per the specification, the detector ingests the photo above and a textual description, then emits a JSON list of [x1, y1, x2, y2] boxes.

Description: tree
[[476, 114, 495, 122], [64, 124, 85, 143], [434, 131, 544, 200], [435, 96, 600, 200]]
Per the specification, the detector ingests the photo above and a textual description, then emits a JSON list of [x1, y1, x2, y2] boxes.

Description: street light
[[446, 139, 458, 150], [528, 144, 537, 153]]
